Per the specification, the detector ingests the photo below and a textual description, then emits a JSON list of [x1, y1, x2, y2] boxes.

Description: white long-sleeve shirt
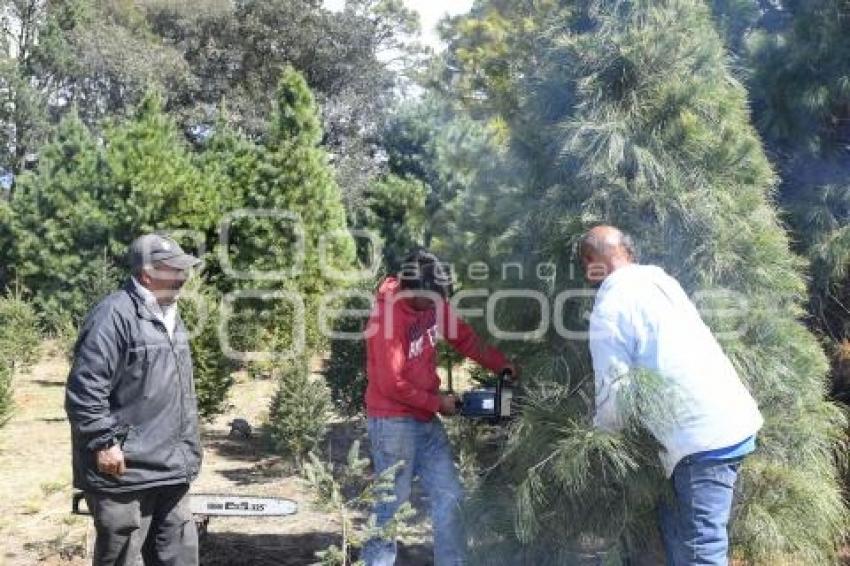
[[588, 263, 763, 476]]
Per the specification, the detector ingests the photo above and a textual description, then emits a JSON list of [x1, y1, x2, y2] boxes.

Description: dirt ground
[[6, 344, 847, 566], [0, 343, 433, 566]]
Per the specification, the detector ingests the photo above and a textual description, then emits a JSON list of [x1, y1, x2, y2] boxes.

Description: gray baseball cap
[[128, 234, 202, 272]]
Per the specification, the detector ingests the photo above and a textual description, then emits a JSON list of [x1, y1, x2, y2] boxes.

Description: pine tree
[[268, 358, 332, 467], [102, 91, 224, 237], [5, 111, 115, 326], [0, 291, 40, 427], [178, 278, 234, 420], [0, 359, 11, 427], [0, 291, 41, 374], [711, 0, 850, 400], [380, 95, 505, 251], [203, 68, 357, 457], [215, 66, 357, 355], [303, 440, 416, 565], [193, 119, 266, 365], [743, 0, 850, 156], [703, 0, 850, 292], [324, 282, 373, 417], [364, 174, 427, 271], [261, 68, 356, 461], [3, 94, 225, 329], [264, 67, 357, 309], [1, 94, 238, 420], [442, 1, 848, 563]]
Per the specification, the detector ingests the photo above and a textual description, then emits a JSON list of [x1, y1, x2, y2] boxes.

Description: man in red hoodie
[[362, 249, 516, 566]]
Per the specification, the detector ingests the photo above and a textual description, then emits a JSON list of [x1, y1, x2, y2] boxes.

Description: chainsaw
[[73, 491, 297, 537], [454, 369, 515, 424]]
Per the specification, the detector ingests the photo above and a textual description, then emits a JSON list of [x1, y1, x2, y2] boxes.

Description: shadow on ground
[[322, 419, 368, 465], [31, 379, 66, 388], [200, 531, 432, 566], [200, 532, 334, 565], [202, 419, 372, 485], [196, 417, 436, 565], [201, 427, 293, 486]]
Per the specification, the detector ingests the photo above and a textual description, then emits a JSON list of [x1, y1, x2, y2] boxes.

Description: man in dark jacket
[[66, 234, 203, 566]]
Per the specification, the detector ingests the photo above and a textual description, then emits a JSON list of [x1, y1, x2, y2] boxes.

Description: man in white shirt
[[579, 225, 763, 566]]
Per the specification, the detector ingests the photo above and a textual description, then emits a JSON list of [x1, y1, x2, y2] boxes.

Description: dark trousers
[[85, 484, 198, 566]]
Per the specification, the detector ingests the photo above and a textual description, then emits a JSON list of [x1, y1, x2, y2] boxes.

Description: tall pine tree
[[708, 0, 850, 400], [4, 110, 116, 326], [204, 67, 356, 458], [211, 66, 357, 355], [441, 1, 848, 563], [1, 94, 235, 418], [3, 93, 225, 327]]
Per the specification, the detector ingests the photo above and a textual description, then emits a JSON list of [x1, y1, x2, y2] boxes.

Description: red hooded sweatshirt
[[365, 276, 511, 421]]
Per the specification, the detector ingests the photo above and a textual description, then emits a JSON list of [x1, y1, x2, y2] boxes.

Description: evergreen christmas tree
[[3, 94, 225, 328], [102, 92, 224, 236], [0, 359, 11, 427], [0, 291, 39, 427], [268, 357, 332, 467], [4, 111, 115, 325], [2, 95, 238, 419], [178, 278, 234, 420], [711, 0, 850, 400], [201, 67, 357, 458], [212, 66, 357, 356], [441, 1, 848, 563], [323, 283, 373, 417]]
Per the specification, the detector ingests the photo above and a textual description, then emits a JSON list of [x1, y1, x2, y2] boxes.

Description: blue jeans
[[658, 457, 742, 565], [362, 416, 465, 566]]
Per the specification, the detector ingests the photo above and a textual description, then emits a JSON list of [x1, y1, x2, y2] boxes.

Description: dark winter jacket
[[65, 281, 202, 493]]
